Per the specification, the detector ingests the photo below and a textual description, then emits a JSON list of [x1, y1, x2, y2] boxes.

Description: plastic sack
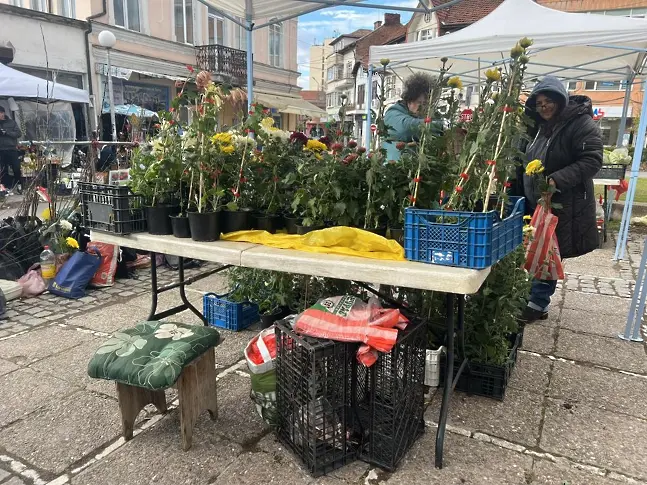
[[524, 205, 565, 281], [17, 264, 47, 298], [294, 295, 408, 367], [221, 226, 405, 261], [87, 243, 119, 287], [49, 249, 102, 299], [245, 327, 279, 426]]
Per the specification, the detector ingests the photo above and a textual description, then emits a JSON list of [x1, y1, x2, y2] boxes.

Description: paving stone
[[0, 468, 10, 481], [0, 329, 9, 338], [72, 412, 241, 485], [214, 373, 268, 445], [520, 324, 555, 355], [186, 272, 230, 293], [0, 326, 96, 365], [549, 361, 647, 420], [2, 477, 26, 485], [124, 288, 204, 311], [562, 292, 630, 316], [508, 352, 551, 395], [0, 391, 123, 475], [0, 357, 19, 377], [426, 387, 543, 448], [530, 459, 620, 485], [555, 330, 647, 373], [559, 308, 626, 338], [64, 304, 150, 334], [540, 398, 647, 480], [383, 430, 532, 484], [30, 340, 117, 399], [212, 329, 257, 368], [211, 451, 312, 485], [0, 368, 77, 427]]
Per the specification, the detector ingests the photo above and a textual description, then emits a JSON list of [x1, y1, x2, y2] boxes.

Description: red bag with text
[[524, 205, 565, 281], [88, 243, 119, 287]]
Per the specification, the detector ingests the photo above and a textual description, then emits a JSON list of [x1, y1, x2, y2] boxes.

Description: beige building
[[308, 39, 332, 91], [1, 0, 302, 134]]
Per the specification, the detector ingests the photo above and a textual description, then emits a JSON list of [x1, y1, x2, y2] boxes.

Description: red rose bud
[[424, 117, 432, 124], [348, 140, 357, 148], [240, 177, 248, 183], [336, 130, 343, 136], [169, 120, 175, 125], [249, 110, 254, 115], [396, 142, 406, 150], [504, 182, 512, 188], [502, 106, 514, 113], [455, 186, 463, 193], [186, 65, 194, 73], [358, 147, 367, 154], [459, 172, 469, 180], [169, 107, 175, 113], [413, 177, 422, 183], [263, 109, 270, 115], [486, 160, 496, 166], [407, 195, 416, 203], [273, 176, 280, 182], [331, 143, 343, 152]]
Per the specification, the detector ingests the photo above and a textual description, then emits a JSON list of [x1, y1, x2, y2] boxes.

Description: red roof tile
[[431, 0, 503, 27], [354, 15, 407, 68]]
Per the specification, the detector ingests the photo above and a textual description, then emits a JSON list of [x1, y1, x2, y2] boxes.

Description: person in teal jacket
[[382, 73, 442, 161]]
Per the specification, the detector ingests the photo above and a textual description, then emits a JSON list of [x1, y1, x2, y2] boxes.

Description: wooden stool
[[87, 321, 221, 451], [116, 348, 218, 450]]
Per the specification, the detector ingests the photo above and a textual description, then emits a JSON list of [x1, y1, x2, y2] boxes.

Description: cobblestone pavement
[[0, 237, 646, 485]]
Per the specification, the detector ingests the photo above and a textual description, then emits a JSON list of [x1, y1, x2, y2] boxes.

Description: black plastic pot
[[146, 205, 179, 235], [255, 214, 281, 234], [296, 224, 325, 235], [222, 209, 252, 234], [188, 211, 220, 242], [259, 307, 284, 329], [365, 226, 387, 237], [388, 227, 404, 245], [170, 215, 191, 238], [284, 216, 300, 235]]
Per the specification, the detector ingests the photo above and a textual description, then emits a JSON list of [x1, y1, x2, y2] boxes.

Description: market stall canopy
[[0, 63, 90, 103], [101, 103, 159, 118], [369, 0, 647, 83], [254, 92, 326, 117]]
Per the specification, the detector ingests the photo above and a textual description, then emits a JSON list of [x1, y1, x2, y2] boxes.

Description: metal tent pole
[[615, 80, 647, 261], [621, 236, 647, 342], [246, 0, 254, 112], [616, 72, 634, 147], [365, 64, 373, 149]]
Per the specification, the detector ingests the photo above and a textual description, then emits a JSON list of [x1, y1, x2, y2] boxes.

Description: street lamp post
[[98, 30, 117, 142]]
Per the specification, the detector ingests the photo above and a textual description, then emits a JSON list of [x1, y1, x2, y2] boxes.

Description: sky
[[294, 0, 419, 89]]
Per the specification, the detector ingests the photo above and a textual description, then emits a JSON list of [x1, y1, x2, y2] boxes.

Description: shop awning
[[254, 92, 326, 118]]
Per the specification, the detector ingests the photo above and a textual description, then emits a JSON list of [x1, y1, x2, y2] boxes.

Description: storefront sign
[[95, 63, 132, 80], [593, 108, 605, 121], [121, 82, 169, 111]]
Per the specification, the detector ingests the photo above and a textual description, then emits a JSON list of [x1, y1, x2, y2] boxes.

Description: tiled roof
[[330, 29, 373, 45], [354, 17, 407, 68], [431, 0, 503, 26]]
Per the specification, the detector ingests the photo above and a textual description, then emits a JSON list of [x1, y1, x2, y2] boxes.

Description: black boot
[[518, 306, 548, 324]]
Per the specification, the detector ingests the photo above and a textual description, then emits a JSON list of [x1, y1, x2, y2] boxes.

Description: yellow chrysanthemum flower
[[305, 139, 327, 152], [41, 208, 51, 221], [447, 76, 463, 90], [66, 237, 79, 249], [485, 68, 501, 82], [525, 159, 545, 176], [221, 144, 235, 154], [260, 117, 275, 129], [212, 132, 233, 145]]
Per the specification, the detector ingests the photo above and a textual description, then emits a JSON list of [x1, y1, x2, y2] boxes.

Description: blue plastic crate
[[404, 197, 525, 269], [203, 292, 259, 331]]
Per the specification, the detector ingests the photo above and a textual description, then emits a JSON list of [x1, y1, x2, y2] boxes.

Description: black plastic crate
[[595, 164, 627, 180], [275, 321, 358, 477], [440, 333, 521, 400], [79, 182, 146, 235], [353, 321, 427, 472]]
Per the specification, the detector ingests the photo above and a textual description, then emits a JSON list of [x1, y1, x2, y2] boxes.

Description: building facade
[[309, 39, 333, 91], [1, 0, 301, 136]]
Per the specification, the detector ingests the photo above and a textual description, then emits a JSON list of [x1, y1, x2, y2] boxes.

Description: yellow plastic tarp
[[221, 226, 405, 261]]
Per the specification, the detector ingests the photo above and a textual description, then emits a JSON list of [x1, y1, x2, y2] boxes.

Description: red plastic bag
[[245, 327, 277, 374], [88, 243, 119, 287], [524, 205, 565, 281], [294, 295, 408, 367]]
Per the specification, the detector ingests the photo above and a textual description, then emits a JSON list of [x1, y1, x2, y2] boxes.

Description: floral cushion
[[87, 321, 220, 391]]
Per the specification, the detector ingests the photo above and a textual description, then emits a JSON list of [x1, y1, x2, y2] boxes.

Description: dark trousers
[[0, 149, 21, 189], [528, 279, 558, 312]]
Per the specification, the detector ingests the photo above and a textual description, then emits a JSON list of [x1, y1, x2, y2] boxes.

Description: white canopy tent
[[0, 63, 90, 104], [368, 0, 647, 269]]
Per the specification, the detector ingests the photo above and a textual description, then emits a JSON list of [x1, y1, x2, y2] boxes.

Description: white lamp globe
[[98, 30, 117, 48]]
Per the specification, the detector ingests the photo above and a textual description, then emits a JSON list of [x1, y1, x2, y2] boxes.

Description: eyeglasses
[[535, 100, 556, 111]]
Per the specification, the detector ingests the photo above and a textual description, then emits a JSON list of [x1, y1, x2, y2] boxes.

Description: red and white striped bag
[[524, 205, 565, 281]]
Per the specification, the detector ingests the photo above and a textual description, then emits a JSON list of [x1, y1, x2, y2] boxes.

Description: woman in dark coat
[[519, 76, 603, 322]]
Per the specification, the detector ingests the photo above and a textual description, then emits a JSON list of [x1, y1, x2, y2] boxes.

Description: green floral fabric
[[87, 321, 220, 390]]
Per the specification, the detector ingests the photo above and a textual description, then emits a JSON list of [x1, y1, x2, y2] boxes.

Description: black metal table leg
[[435, 293, 467, 469], [146, 251, 231, 324]]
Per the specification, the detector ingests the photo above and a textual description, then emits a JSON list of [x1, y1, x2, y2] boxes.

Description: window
[[357, 84, 366, 108], [114, 0, 140, 31], [269, 23, 283, 68], [58, 0, 75, 17], [235, 17, 247, 51], [175, 0, 193, 44], [346, 60, 353, 79], [589, 8, 647, 18], [584, 81, 625, 91], [10, 0, 23, 7], [31, 0, 47, 11], [207, 8, 223, 46], [372, 80, 379, 100], [326, 92, 341, 108], [385, 75, 396, 99], [565, 81, 578, 91], [418, 29, 433, 41], [584, 81, 596, 90], [327, 67, 335, 82]]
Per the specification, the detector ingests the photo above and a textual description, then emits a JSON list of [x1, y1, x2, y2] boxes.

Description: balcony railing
[[195, 45, 247, 85]]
